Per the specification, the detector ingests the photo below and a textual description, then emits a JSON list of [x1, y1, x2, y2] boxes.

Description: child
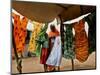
[[40, 33, 49, 72]]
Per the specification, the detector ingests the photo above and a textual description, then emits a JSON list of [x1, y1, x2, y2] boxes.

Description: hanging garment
[[46, 36, 62, 66], [28, 22, 42, 53], [63, 24, 75, 59], [35, 24, 48, 56], [13, 13, 28, 53], [73, 20, 89, 62], [85, 12, 96, 53]]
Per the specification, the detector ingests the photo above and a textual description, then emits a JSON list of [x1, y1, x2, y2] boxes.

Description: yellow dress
[[28, 21, 43, 53]]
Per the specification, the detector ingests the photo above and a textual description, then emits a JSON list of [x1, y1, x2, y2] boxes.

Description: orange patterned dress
[[73, 20, 89, 62], [13, 13, 28, 53]]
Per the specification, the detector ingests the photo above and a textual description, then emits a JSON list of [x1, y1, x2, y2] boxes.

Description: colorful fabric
[[63, 24, 75, 59], [35, 24, 48, 56], [36, 34, 49, 57], [73, 20, 89, 62], [85, 12, 96, 53], [28, 21, 42, 53], [13, 13, 28, 53], [46, 36, 62, 66], [40, 48, 49, 64]]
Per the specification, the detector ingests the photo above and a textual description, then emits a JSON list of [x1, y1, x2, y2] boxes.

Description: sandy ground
[[11, 52, 96, 74]]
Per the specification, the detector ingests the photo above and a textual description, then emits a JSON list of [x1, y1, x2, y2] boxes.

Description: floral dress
[[13, 13, 28, 53]]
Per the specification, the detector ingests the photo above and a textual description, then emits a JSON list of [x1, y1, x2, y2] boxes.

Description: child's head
[[44, 33, 48, 38], [50, 25, 56, 32]]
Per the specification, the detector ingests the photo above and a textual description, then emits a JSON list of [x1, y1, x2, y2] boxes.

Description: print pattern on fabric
[[63, 24, 75, 59], [28, 22, 42, 53], [73, 20, 89, 62], [13, 13, 28, 53]]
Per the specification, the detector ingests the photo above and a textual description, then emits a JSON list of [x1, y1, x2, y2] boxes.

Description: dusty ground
[[11, 52, 96, 74]]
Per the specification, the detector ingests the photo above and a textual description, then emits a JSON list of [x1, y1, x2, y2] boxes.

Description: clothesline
[[63, 13, 91, 24], [12, 8, 91, 33]]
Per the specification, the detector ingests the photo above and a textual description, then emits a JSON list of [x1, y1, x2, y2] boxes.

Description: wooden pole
[[71, 59, 74, 70], [58, 16, 75, 71], [59, 15, 64, 55]]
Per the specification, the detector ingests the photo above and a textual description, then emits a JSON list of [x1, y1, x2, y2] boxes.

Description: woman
[[46, 25, 62, 71]]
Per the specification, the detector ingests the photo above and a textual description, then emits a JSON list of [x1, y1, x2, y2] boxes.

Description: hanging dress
[[46, 36, 62, 66], [63, 24, 75, 59], [85, 12, 96, 53], [28, 21, 42, 53], [13, 13, 28, 53], [73, 20, 89, 62]]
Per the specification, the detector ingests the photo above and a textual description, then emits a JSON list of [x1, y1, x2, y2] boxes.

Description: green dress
[[35, 23, 48, 56], [63, 24, 75, 59]]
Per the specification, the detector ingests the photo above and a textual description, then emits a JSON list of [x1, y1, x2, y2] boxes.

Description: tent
[[12, 0, 96, 23]]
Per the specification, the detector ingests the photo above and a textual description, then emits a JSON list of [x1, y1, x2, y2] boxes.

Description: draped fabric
[[73, 20, 89, 62], [35, 24, 48, 56], [13, 13, 28, 53], [63, 24, 75, 59], [40, 48, 49, 64], [85, 12, 96, 53], [48, 30, 59, 38], [46, 36, 62, 66], [28, 22, 42, 53]]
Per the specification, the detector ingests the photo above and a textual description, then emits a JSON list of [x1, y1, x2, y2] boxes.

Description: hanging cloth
[[13, 13, 28, 53], [85, 12, 96, 53], [35, 24, 48, 56], [28, 21, 42, 53], [73, 19, 89, 62], [63, 24, 75, 59]]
